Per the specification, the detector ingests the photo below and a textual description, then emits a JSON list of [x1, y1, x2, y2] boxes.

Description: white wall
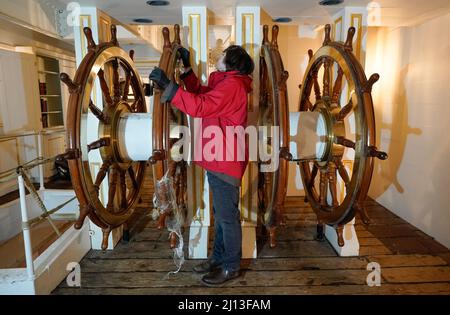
[[366, 13, 450, 249]]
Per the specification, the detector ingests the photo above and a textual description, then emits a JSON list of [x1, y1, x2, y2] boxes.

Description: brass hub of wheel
[[99, 101, 133, 170], [313, 96, 346, 167]]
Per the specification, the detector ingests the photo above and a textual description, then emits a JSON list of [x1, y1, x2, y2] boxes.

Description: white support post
[[17, 174, 35, 280], [37, 131, 44, 191], [235, 6, 261, 258], [182, 6, 211, 259]]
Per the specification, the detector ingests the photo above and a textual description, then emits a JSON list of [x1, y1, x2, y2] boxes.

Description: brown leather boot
[[201, 268, 241, 287]]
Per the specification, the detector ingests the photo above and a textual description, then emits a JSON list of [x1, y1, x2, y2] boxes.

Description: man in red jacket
[[150, 45, 254, 286]]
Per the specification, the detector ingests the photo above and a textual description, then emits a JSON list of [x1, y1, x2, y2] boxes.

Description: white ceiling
[[54, 0, 450, 27]]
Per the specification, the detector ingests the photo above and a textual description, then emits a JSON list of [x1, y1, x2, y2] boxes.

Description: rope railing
[[0, 156, 58, 183]]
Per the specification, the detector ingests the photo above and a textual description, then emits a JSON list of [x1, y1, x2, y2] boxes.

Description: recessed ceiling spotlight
[[133, 18, 153, 24], [146, 0, 170, 6], [273, 17, 292, 23], [319, 0, 344, 5]]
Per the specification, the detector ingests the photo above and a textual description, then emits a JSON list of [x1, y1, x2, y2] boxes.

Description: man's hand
[[178, 47, 191, 68], [149, 67, 170, 90]]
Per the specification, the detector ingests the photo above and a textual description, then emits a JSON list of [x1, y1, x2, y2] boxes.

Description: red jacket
[[171, 70, 252, 180]]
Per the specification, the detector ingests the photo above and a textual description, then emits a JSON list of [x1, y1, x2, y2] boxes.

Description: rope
[[27, 196, 77, 228], [0, 155, 57, 181], [153, 170, 185, 278], [17, 167, 61, 236], [0, 157, 39, 182], [21, 156, 57, 172]]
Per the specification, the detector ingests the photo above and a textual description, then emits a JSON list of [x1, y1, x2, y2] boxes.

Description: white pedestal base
[[187, 221, 257, 259], [325, 218, 359, 257], [0, 221, 91, 295], [241, 221, 257, 259], [188, 225, 209, 259]]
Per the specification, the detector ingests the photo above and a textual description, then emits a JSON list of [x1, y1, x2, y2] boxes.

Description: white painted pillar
[[324, 7, 370, 257], [73, 8, 121, 250], [182, 6, 212, 259], [18, 175, 35, 280], [235, 6, 261, 259]]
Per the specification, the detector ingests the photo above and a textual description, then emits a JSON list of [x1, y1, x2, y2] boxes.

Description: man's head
[[215, 45, 255, 75]]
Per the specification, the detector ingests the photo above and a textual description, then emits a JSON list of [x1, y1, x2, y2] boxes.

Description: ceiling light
[[273, 17, 292, 23], [133, 18, 153, 24], [146, 0, 170, 6], [319, 0, 344, 5]]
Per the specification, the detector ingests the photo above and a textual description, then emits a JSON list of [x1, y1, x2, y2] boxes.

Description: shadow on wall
[[370, 64, 422, 199]]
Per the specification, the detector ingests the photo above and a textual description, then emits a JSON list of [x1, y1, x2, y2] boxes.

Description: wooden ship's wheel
[[297, 25, 387, 246], [151, 25, 189, 248], [259, 24, 387, 248], [59, 24, 188, 250], [258, 25, 292, 248]]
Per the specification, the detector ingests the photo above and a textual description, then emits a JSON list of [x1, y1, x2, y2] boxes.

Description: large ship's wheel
[[297, 25, 387, 246], [59, 25, 147, 249], [258, 25, 292, 248], [151, 25, 189, 248]]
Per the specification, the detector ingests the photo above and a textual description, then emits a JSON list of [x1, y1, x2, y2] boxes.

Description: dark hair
[[224, 45, 255, 75]]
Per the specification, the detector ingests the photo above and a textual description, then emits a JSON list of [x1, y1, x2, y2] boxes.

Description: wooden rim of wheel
[[150, 25, 188, 247], [258, 25, 292, 247], [298, 25, 387, 237]]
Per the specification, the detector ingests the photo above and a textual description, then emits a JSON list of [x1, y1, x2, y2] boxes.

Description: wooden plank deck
[[52, 168, 450, 295]]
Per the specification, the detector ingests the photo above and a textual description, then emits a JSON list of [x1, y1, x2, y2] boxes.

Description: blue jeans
[[207, 172, 242, 271]]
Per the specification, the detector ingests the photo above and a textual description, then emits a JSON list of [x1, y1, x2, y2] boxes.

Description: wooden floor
[[52, 188, 450, 295]]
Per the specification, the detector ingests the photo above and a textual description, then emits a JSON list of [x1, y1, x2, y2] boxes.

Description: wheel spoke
[[130, 100, 138, 112], [319, 167, 328, 207], [122, 70, 131, 101], [307, 162, 318, 189], [127, 166, 138, 189], [304, 98, 313, 111], [107, 166, 118, 212], [323, 59, 332, 98], [112, 59, 121, 102], [332, 67, 344, 104], [337, 99, 353, 120], [328, 162, 339, 207], [97, 69, 113, 106], [312, 66, 321, 101], [335, 136, 355, 149], [89, 99, 107, 123], [94, 160, 112, 192], [335, 158, 350, 191], [87, 137, 110, 152], [119, 170, 127, 209]]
